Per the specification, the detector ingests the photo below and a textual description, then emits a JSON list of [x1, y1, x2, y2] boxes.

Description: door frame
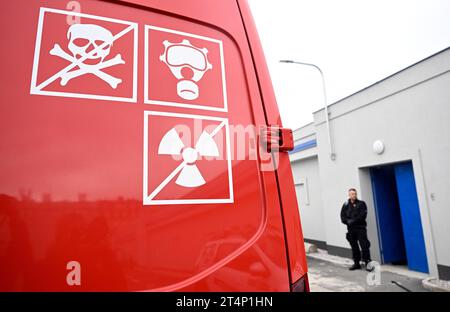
[[356, 149, 437, 277]]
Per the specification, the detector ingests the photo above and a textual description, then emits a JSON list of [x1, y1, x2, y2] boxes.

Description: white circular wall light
[[373, 140, 385, 155]]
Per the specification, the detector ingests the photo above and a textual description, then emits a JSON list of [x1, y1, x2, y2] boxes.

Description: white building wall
[[289, 124, 326, 244], [291, 157, 326, 244], [290, 48, 450, 279]]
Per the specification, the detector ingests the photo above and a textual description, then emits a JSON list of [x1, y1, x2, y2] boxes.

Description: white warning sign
[[30, 7, 138, 102], [144, 25, 227, 112], [143, 111, 233, 205]]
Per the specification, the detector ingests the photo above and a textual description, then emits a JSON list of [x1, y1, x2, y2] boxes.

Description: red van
[[0, 0, 308, 291]]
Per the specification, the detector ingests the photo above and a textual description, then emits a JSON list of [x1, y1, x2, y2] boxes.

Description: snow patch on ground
[[308, 266, 366, 292]]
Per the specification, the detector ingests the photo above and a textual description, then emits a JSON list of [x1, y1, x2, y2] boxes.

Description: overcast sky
[[247, 0, 450, 130]]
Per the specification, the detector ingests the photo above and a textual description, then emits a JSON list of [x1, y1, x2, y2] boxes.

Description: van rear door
[[0, 0, 306, 291]]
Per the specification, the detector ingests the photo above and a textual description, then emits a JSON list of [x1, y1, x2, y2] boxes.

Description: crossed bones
[[50, 44, 124, 89]]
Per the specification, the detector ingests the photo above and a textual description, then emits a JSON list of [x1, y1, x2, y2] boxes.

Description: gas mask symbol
[[160, 39, 212, 100]]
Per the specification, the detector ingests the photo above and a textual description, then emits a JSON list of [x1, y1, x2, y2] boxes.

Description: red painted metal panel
[[236, 0, 308, 284], [0, 0, 307, 291]]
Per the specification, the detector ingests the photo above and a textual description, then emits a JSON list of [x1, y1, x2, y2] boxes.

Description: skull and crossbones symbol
[[50, 24, 124, 89]]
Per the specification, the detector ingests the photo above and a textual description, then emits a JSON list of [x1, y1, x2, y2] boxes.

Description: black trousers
[[346, 228, 371, 264]]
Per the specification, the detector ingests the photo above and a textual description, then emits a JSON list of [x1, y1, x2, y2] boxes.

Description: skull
[[67, 24, 113, 62]]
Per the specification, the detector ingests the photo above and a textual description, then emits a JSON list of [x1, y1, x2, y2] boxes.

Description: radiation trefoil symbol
[[143, 111, 233, 205], [158, 127, 220, 188]]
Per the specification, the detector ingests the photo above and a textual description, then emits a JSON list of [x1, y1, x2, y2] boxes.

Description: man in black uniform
[[340, 188, 373, 271]]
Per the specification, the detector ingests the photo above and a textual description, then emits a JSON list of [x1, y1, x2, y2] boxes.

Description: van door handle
[[261, 125, 294, 152]]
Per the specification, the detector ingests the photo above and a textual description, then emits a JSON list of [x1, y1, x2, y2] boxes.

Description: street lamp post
[[279, 60, 336, 161]]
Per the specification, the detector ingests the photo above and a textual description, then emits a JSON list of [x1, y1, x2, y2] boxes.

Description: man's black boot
[[349, 263, 361, 271]]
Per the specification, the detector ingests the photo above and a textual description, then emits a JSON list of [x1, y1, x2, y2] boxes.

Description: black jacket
[[340, 199, 368, 229]]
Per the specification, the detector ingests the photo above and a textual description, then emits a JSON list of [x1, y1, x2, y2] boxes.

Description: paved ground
[[307, 256, 430, 292]]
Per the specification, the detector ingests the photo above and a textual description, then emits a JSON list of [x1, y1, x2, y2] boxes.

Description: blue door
[[370, 166, 407, 264], [394, 162, 429, 273]]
